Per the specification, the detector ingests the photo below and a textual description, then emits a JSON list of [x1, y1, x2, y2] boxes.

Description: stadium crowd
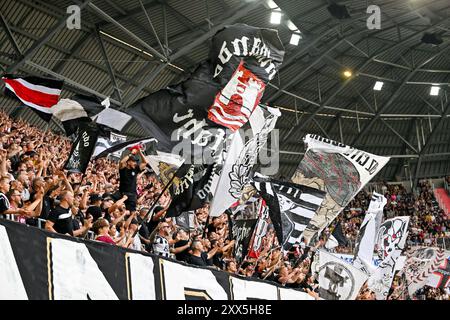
[[0, 110, 448, 300]]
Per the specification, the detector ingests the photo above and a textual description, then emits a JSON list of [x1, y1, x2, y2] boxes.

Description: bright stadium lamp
[[290, 33, 302, 46], [270, 11, 282, 24], [430, 86, 440, 96], [373, 81, 384, 91]]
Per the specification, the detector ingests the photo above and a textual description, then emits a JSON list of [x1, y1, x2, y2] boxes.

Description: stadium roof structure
[[0, 0, 449, 184]]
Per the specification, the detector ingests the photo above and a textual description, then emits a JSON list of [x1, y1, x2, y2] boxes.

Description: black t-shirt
[[187, 252, 213, 267], [86, 206, 103, 221], [174, 240, 190, 262], [137, 216, 150, 239], [119, 167, 141, 194], [48, 205, 74, 236]]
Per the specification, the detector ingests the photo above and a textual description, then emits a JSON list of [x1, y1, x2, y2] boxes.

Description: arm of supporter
[[73, 216, 93, 237], [0, 149, 7, 177], [108, 194, 128, 214], [206, 245, 220, 260], [111, 210, 127, 226], [79, 188, 89, 210], [124, 211, 136, 230], [137, 149, 148, 171], [119, 154, 130, 169], [170, 239, 192, 254], [45, 218, 58, 233]]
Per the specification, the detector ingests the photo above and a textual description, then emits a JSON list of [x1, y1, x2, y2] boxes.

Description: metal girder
[[84, 2, 168, 62], [0, 10, 22, 56], [5, 0, 92, 73], [351, 44, 450, 146], [52, 33, 92, 73], [392, 120, 417, 180], [286, 15, 450, 143], [23, 60, 122, 106], [170, 0, 262, 61], [266, 41, 343, 103], [413, 101, 450, 187], [94, 27, 122, 102], [122, 63, 168, 108]]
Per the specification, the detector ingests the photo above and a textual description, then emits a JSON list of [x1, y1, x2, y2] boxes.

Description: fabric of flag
[[325, 222, 348, 250], [174, 211, 195, 231], [427, 255, 450, 289], [146, 152, 185, 186], [91, 107, 132, 132], [247, 199, 270, 259], [208, 61, 265, 131], [209, 106, 280, 217], [125, 63, 226, 162], [2, 75, 63, 122], [252, 176, 326, 251], [165, 163, 219, 218], [353, 192, 387, 275], [52, 95, 105, 136], [63, 122, 100, 174], [401, 247, 449, 296], [210, 23, 285, 85], [165, 164, 196, 218], [93, 137, 157, 160], [312, 250, 368, 300], [232, 219, 257, 264], [109, 132, 127, 159], [291, 134, 390, 245], [368, 216, 410, 300]]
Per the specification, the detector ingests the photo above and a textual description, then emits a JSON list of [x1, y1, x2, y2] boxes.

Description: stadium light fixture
[[287, 20, 297, 31], [430, 86, 440, 96], [343, 70, 352, 78], [267, 0, 279, 9], [270, 11, 282, 24], [290, 33, 302, 46], [373, 81, 384, 91]]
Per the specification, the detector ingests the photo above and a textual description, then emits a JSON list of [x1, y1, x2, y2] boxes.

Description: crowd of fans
[[1, 110, 448, 300]]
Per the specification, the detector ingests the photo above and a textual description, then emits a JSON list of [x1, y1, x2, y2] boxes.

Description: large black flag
[[165, 163, 218, 218], [232, 219, 258, 264], [64, 122, 100, 174], [126, 24, 285, 163], [253, 177, 326, 251]]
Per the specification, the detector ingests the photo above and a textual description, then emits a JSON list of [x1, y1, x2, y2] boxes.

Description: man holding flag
[[118, 146, 149, 213]]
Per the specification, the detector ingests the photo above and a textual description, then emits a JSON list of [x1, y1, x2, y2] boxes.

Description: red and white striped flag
[[2, 75, 63, 121]]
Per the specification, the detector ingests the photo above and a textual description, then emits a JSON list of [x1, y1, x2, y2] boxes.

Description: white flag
[[313, 250, 368, 300], [353, 192, 387, 274]]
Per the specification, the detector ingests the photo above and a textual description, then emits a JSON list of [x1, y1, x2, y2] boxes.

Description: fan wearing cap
[[118, 148, 148, 213]]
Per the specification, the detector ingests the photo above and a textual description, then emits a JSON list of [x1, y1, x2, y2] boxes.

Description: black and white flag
[[64, 122, 100, 174], [325, 222, 348, 250], [93, 137, 157, 160], [232, 219, 257, 264], [252, 177, 326, 251], [174, 211, 195, 231], [312, 250, 368, 300], [353, 192, 387, 275]]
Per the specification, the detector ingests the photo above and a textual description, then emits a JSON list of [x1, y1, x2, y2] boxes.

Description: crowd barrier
[[0, 219, 314, 300]]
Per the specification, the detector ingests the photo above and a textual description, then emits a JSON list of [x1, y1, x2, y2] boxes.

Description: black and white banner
[[353, 192, 387, 275], [253, 177, 326, 251], [0, 219, 314, 300], [64, 122, 100, 174], [232, 219, 257, 264], [368, 216, 410, 300], [312, 250, 368, 300], [291, 134, 390, 244]]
